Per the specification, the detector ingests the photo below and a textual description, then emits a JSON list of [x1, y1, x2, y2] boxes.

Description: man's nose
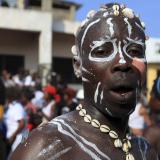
[[111, 61, 132, 73]]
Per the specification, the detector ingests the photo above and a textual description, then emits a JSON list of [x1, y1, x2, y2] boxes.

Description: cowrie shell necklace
[[76, 104, 135, 160]]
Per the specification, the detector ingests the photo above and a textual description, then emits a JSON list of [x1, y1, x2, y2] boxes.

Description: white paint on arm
[[54, 119, 111, 160], [51, 121, 106, 160], [48, 147, 72, 160]]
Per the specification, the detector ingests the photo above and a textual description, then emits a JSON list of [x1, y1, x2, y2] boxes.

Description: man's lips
[[109, 85, 135, 101], [110, 86, 134, 95]]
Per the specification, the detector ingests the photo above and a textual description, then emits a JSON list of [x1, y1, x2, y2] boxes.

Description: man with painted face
[[10, 3, 158, 160]]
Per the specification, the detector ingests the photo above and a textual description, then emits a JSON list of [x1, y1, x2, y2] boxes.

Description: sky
[[72, 0, 160, 38]]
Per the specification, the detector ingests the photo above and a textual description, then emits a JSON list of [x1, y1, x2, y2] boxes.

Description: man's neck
[[82, 101, 129, 139]]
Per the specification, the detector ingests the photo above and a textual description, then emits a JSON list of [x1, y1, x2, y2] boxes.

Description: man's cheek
[[132, 57, 146, 85]]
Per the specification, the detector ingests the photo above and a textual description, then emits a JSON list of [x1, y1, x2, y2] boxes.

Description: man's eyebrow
[[125, 37, 145, 46], [90, 38, 116, 50]]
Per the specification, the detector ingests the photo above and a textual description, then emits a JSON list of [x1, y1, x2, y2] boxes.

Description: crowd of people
[[0, 68, 84, 159]]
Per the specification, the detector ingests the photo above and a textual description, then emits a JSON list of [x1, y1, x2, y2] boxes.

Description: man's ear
[[73, 57, 82, 78]]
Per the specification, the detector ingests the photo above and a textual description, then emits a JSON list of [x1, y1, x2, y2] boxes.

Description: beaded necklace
[[76, 104, 134, 160]]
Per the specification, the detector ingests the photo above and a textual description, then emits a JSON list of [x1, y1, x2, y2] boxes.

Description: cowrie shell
[[112, 5, 119, 11], [122, 142, 129, 152], [122, 8, 134, 19], [84, 114, 92, 123], [126, 153, 135, 160], [114, 139, 122, 148], [91, 119, 100, 128], [79, 109, 86, 117], [114, 10, 119, 16], [76, 104, 82, 111], [126, 140, 131, 148], [100, 125, 110, 133], [87, 10, 96, 19], [109, 130, 118, 139]]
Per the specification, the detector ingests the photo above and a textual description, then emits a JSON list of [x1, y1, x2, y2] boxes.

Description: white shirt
[[4, 101, 27, 138], [128, 103, 145, 129]]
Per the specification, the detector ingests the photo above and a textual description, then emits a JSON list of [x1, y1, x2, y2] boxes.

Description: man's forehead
[[84, 16, 145, 44]]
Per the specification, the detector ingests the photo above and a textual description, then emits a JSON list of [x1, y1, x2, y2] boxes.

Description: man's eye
[[91, 42, 113, 57], [126, 44, 144, 58], [127, 49, 144, 58]]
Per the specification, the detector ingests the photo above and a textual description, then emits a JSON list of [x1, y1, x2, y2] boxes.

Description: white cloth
[[31, 90, 44, 109], [42, 100, 55, 118], [24, 75, 35, 86], [13, 75, 23, 86], [4, 101, 27, 151], [128, 103, 145, 129]]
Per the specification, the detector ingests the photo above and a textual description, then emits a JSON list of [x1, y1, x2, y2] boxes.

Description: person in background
[[128, 93, 152, 136], [60, 87, 77, 115], [76, 88, 84, 104], [1, 69, 15, 88], [21, 87, 40, 131], [4, 87, 27, 155], [149, 70, 160, 126], [41, 84, 57, 123], [0, 76, 7, 160]]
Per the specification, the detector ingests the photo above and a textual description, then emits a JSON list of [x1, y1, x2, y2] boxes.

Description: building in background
[[146, 38, 160, 98], [0, 0, 81, 85], [0, 0, 160, 92]]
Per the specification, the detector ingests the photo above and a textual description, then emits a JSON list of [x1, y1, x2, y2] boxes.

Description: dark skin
[[10, 4, 158, 160]]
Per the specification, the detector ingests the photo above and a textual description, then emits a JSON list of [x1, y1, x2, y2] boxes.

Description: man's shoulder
[[10, 112, 78, 160]]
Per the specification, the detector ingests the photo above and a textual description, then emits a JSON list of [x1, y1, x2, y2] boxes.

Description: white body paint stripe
[[82, 77, 90, 82], [94, 82, 101, 103], [81, 18, 101, 50], [48, 147, 72, 160], [138, 137, 148, 160], [106, 18, 114, 37], [100, 90, 103, 104], [82, 67, 94, 76], [53, 119, 111, 160], [124, 18, 132, 37], [50, 121, 105, 160], [105, 107, 113, 116], [89, 39, 117, 62], [123, 38, 146, 62], [118, 41, 126, 64], [135, 22, 144, 31]]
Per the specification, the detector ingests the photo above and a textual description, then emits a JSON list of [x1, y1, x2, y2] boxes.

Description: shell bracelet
[[76, 104, 134, 160]]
